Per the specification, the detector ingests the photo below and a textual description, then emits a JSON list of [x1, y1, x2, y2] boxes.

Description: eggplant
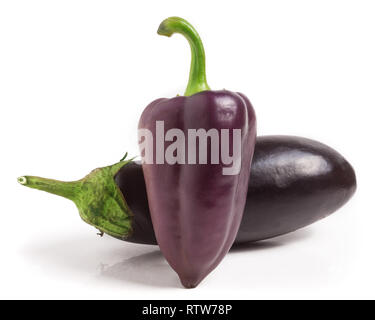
[[235, 135, 356, 243], [19, 135, 356, 246], [116, 135, 356, 245]]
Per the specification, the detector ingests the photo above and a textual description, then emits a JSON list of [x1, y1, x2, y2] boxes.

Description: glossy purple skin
[[138, 90, 256, 288]]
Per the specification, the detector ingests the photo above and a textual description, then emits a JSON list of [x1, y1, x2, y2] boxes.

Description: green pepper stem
[[158, 17, 210, 96], [17, 175, 80, 201]]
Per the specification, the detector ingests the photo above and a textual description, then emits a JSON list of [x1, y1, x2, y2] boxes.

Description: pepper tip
[[157, 16, 183, 37], [157, 22, 173, 37]]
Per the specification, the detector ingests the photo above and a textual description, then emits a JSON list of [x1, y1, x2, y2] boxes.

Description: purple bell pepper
[[138, 17, 256, 288]]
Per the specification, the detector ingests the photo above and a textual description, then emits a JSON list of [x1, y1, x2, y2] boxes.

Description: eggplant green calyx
[[17, 158, 134, 240], [157, 16, 210, 96]]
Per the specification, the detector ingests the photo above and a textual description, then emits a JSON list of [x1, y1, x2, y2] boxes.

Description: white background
[[0, 0, 373, 299]]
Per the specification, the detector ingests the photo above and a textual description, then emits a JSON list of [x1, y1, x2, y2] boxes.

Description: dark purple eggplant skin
[[235, 135, 356, 243], [138, 90, 256, 288], [115, 135, 356, 246]]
